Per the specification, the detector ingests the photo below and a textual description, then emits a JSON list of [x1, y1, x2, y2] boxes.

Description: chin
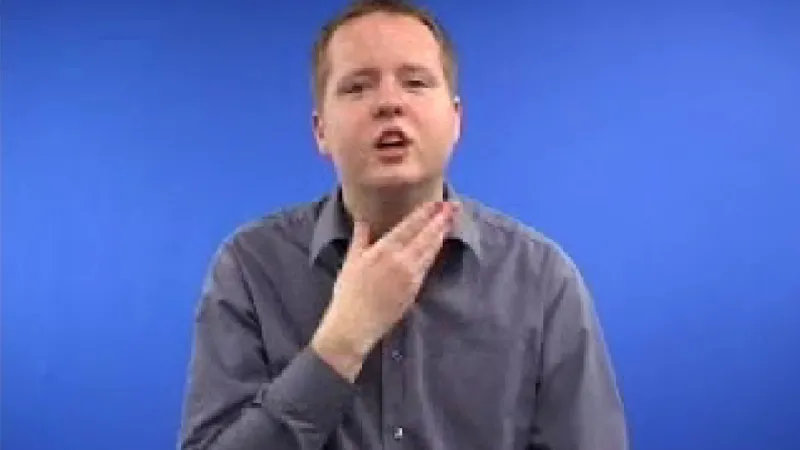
[[362, 169, 428, 190]]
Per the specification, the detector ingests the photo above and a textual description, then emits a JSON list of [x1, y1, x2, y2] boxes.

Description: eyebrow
[[341, 67, 380, 80], [397, 63, 434, 76], [340, 63, 435, 80]]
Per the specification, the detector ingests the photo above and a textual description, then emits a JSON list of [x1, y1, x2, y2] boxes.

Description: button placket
[[381, 324, 407, 446], [391, 348, 403, 362]]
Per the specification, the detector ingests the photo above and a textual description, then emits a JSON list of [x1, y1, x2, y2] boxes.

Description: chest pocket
[[419, 314, 520, 398], [407, 302, 529, 438]]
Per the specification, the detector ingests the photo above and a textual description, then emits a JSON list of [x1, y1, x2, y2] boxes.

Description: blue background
[[2, 1, 799, 449]]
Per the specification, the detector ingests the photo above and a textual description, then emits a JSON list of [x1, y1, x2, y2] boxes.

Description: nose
[[371, 80, 405, 119], [373, 101, 403, 119]]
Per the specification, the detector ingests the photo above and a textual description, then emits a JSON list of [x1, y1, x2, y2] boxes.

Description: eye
[[342, 82, 366, 94], [404, 78, 429, 89]]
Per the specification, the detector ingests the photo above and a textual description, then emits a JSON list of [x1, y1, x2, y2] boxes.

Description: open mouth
[[374, 127, 411, 151]]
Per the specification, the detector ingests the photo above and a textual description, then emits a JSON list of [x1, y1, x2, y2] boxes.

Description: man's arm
[[529, 248, 629, 450], [178, 241, 357, 450]]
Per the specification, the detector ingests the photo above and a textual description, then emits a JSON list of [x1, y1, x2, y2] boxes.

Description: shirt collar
[[309, 183, 482, 266]]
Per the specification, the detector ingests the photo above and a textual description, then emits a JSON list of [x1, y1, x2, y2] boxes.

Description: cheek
[[329, 108, 370, 144], [417, 105, 456, 142], [326, 118, 370, 166]]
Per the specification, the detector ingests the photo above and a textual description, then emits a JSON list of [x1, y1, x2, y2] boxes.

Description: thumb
[[348, 221, 370, 255]]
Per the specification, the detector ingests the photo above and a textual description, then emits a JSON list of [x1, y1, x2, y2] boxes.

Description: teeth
[[378, 132, 407, 146]]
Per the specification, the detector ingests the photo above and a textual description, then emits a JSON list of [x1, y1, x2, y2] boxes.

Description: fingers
[[375, 201, 442, 252], [348, 221, 371, 254], [404, 203, 454, 267], [409, 217, 448, 272]]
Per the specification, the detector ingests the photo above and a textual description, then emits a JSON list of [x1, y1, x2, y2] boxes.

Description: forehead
[[326, 12, 443, 75]]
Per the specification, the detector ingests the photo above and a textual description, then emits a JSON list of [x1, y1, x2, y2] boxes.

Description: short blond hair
[[311, 0, 458, 107]]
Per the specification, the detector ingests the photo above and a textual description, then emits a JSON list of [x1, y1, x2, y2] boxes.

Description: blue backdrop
[[3, 1, 799, 449]]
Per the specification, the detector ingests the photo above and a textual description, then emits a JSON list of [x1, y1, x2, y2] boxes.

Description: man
[[178, 1, 629, 449]]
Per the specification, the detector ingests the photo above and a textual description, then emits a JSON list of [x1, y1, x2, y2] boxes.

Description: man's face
[[313, 12, 461, 191]]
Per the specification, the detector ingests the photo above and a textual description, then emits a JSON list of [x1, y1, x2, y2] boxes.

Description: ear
[[452, 95, 463, 144], [312, 110, 331, 157]]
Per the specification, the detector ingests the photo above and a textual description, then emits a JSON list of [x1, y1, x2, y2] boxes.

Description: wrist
[[310, 328, 369, 383]]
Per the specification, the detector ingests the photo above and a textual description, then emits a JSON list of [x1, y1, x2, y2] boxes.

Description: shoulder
[[461, 196, 583, 287], [213, 195, 327, 260]]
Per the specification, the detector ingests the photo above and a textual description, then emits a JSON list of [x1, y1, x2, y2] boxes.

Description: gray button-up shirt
[[179, 185, 628, 450]]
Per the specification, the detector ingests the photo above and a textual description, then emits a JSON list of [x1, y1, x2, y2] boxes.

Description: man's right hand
[[310, 201, 457, 381]]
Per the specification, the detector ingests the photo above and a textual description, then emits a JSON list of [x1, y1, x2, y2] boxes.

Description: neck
[[342, 181, 445, 239]]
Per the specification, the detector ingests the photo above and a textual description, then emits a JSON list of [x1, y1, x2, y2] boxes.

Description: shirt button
[[391, 349, 403, 361], [393, 427, 404, 440]]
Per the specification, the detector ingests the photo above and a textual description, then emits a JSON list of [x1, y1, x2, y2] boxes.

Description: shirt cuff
[[260, 347, 358, 433]]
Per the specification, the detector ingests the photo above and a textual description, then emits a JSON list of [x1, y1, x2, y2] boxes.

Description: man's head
[[311, 0, 462, 193]]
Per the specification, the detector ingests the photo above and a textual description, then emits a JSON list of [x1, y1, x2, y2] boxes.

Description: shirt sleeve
[[178, 240, 357, 450], [529, 247, 630, 450]]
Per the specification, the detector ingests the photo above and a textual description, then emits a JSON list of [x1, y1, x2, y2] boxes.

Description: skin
[[309, 12, 463, 381], [312, 11, 462, 237]]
